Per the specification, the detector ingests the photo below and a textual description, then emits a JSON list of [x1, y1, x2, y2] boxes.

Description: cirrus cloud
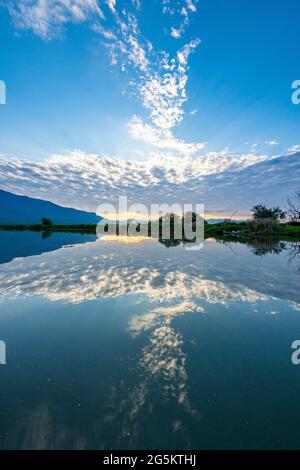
[[5, 1, 202, 153], [7, 0, 105, 39]]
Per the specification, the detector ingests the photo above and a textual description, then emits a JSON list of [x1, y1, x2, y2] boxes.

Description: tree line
[[251, 190, 300, 223]]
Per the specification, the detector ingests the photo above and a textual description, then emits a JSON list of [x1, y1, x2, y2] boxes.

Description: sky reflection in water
[[0, 233, 300, 450]]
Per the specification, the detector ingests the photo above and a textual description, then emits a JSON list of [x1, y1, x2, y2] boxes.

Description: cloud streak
[[0, 150, 299, 216], [7, 0, 104, 39], [128, 116, 205, 155], [5, 0, 202, 157], [163, 0, 199, 39]]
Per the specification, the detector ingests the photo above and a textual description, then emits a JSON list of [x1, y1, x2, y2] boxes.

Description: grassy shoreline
[[205, 221, 300, 239], [1, 222, 300, 240], [0, 224, 97, 234]]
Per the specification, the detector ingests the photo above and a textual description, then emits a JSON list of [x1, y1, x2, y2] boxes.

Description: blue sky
[[0, 0, 299, 217]]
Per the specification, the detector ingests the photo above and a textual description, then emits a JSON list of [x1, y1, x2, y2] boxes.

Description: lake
[[0, 231, 300, 450]]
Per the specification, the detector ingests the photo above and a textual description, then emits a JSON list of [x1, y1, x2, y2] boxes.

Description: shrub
[[41, 217, 54, 226], [251, 204, 285, 221], [247, 217, 279, 232]]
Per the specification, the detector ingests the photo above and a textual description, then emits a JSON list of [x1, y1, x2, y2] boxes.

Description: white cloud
[[181, 6, 188, 17], [99, 8, 201, 135], [171, 27, 183, 39], [186, 0, 197, 13], [91, 23, 116, 40], [107, 10, 151, 73], [288, 144, 300, 154], [7, 0, 104, 39], [138, 39, 200, 130], [106, 0, 116, 14], [128, 116, 205, 155], [162, 1, 198, 38], [101, 8, 201, 132], [170, 11, 189, 39], [177, 38, 200, 66], [140, 73, 186, 130], [6, 1, 202, 155], [265, 140, 280, 146], [0, 149, 288, 215]]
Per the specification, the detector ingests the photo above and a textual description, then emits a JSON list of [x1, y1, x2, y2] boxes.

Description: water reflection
[[0, 237, 299, 304], [288, 242, 300, 270], [0, 230, 97, 264], [123, 301, 202, 445], [1, 234, 300, 449], [217, 237, 300, 271]]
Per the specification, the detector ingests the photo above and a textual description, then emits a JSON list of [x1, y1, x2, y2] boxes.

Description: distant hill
[[0, 189, 101, 225], [206, 219, 247, 224]]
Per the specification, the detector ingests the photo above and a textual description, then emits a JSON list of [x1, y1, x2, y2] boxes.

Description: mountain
[[0, 189, 101, 225], [206, 219, 247, 224]]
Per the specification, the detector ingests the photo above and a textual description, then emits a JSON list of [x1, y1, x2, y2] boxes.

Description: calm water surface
[[0, 232, 300, 449]]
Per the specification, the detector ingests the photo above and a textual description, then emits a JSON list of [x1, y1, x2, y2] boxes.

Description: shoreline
[[1, 222, 300, 241]]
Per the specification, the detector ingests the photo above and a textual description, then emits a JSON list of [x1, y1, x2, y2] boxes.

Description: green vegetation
[[205, 221, 300, 238], [41, 217, 54, 226], [1, 220, 299, 241], [0, 223, 97, 234], [251, 204, 286, 221], [1, 194, 300, 243]]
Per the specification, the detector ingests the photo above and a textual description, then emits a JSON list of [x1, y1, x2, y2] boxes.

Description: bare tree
[[287, 190, 300, 222], [288, 242, 300, 271]]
